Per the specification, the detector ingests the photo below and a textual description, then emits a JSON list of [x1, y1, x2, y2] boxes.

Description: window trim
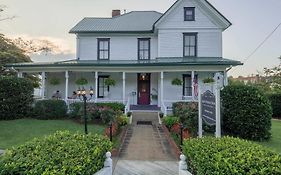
[[137, 38, 151, 60], [97, 75, 109, 98], [97, 38, 110, 60], [182, 74, 192, 97], [184, 7, 195, 21], [183, 33, 197, 57]]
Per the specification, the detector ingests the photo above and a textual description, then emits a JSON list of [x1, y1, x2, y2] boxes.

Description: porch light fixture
[[77, 86, 94, 134]]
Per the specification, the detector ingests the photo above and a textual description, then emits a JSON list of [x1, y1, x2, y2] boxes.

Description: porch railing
[[124, 97, 130, 114]]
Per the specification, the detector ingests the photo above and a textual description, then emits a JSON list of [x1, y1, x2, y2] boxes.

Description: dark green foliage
[[171, 78, 182, 86], [96, 102, 125, 112], [162, 116, 179, 130], [33, 99, 67, 119], [0, 131, 112, 175], [100, 108, 116, 124], [182, 136, 281, 175], [267, 93, 281, 118], [172, 102, 198, 136], [0, 77, 33, 120], [221, 84, 272, 140], [116, 115, 129, 127], [202, 77, 214, 83], [75, 77, 88, 85], [104, 77, 116, 86], [68, 102, 82, 118]]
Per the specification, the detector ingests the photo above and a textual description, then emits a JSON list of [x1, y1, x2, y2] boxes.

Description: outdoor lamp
[[76, 86, 95, 135]]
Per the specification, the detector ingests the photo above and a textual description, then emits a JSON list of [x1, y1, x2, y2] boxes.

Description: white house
[[7, 0, 242, 114]]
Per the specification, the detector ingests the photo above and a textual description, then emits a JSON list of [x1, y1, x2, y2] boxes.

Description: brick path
[[113, 112, 178, 175]]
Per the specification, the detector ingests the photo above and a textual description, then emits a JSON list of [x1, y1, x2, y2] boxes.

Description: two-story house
[[8, 0, 242, 114]]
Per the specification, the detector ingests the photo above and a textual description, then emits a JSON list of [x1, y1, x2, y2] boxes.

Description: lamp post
[[77, 86, 94, 134]]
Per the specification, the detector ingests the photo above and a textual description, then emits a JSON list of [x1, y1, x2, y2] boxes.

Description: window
[[183, 74, 192, 96], [97, 38, 110, 60], [184, 7, 195, 21], [183, 33, 197, 57], [138, 38, 150, 60], [98, 75, 109, 98]]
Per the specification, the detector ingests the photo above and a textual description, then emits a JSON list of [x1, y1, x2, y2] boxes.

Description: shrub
[[100, 107, 116, 124], [0, 77, 33, 120], [116, 115, 129, 127], [162, 116, 179, 130], [172, 102, 198, 136], [0, 131, 112, 175], [68, 102, 82, 118], [182, 136, 281, 175], [267, 93, 281, 118], [221, 84, 272, 140], [33, 99, 67, 119], [96, 102, 125, 112]]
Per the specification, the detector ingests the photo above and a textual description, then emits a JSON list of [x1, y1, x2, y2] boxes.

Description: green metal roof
[[6, 57, 242, 68]]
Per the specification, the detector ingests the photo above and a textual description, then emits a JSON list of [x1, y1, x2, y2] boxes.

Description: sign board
[[201, 90, 216, 126]]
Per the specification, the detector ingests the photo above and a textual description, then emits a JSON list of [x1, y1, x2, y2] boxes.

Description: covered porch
[[9, 57, 242, 114]]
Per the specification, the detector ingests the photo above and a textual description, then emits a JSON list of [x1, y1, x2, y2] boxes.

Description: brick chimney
[[112, 10, 121, 17]]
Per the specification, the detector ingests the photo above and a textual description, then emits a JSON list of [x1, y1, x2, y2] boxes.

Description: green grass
[[0, 118, 106, 149], [257, 119, 281, 153]]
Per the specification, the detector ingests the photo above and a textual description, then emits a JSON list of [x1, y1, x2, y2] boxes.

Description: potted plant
[[49, 77, 60, 85], [75, 77, 88, 86], [171, 78, 182, 86], [104, 77, 116, 97], [203, 77, 215, 84]]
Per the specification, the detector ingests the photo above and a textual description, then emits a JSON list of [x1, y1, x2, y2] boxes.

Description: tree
[[0, 34, 40, 87], [263, 56, 281, 92]]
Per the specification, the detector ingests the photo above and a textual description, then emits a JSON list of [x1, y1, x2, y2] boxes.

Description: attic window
[[184, 7, 195, 21]]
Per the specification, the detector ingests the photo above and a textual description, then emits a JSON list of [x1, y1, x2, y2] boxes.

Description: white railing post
[[95, 71, 98, 103], [65, 71, 69, 101], [104, 152, 112, 175], [41, 71, 46, 99], [179, 153, 188, 172], [122, 72, 126, 104], [191, 71, 195, 100], [160, 71, 164, 113]]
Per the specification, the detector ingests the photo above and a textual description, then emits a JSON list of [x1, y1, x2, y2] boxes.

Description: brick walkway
[[113, 112, 178, 175]]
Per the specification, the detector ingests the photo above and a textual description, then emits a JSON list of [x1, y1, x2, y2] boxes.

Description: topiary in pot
[[49, 77, 60, 85], [104, 77, 116, 87], [203, 77, 215, 83]]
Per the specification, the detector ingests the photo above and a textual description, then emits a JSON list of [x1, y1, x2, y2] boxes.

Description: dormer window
[[184, 7, 195, 21]]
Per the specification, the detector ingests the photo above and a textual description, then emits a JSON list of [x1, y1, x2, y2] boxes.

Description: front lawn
[[0, 118, 105, 149], [257, 119, 281, 153]]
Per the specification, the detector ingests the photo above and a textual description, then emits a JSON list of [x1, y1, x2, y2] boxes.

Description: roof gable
[[154, 0, 231, 30]]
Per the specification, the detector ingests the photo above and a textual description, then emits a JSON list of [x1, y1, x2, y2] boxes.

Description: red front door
[[137, 73, 151, 105]]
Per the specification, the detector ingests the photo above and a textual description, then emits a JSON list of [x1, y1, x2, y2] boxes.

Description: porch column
[[41, 71, 46, 99], [65, 71, 69, 101], [160, 71, 164, 110], [95, 71, 98, 102], [17, 72, 23, 78], [191, 71, 195, 100], [122, 72, 126, 104], [224, 71, 228, 86]]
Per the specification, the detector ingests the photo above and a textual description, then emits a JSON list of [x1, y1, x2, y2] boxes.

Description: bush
[[100, 107, 116, 124], [96, 102, 125, 112], [221, 84, 272, 140], [116, 115, 129, 127], [182, 136, 281, 175], [0, 77, 33, 120], [33, 99, 67, 119], [267, 93, 281, 118], [68, 102, 82, 118], [0, 131, 112, 175], [162, 116, 179, 130], [172, 102, 198, 136]]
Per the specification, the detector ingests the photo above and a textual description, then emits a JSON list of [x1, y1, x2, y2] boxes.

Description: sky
[[0, 0, 280, 77]]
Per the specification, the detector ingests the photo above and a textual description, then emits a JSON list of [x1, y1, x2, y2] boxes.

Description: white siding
[[158, 29, 222, 57], [156, 0, 217, 29], [78, 35, 158, 60]]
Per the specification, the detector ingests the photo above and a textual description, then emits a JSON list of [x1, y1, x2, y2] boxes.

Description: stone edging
[[161, 124, 181, 160], [112, 125, 128, 157]]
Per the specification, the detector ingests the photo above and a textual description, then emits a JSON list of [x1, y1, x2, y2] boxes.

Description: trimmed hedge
[[0, 77, 33, 120], [221, 84, 272, 140], [33, 99, 67, 119], [0, 131, 112, 175], [182, 136, 281, 175], [267, 93, 281, 118]]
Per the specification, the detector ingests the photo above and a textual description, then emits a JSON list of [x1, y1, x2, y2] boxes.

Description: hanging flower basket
[[75, 77, 88, 85], [49, 77, 60, 85], [104, 78, 116, 87], [171, 78, 183, 86]]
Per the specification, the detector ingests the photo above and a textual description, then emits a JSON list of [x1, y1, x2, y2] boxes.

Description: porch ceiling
[[6, 57, 242, 69]]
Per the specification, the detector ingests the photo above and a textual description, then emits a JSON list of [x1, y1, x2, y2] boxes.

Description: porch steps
[[130, 105, 160, 111]]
